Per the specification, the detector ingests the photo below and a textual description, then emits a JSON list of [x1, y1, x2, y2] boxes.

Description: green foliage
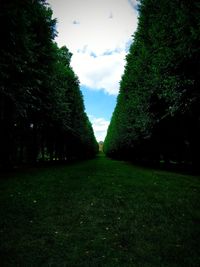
[[0, 0, 97, 168], [104, 0, 200, 167]]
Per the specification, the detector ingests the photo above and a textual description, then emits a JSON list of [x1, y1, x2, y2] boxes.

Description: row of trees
[[0, 0, 98, 168], [104, 0, 200, 168]]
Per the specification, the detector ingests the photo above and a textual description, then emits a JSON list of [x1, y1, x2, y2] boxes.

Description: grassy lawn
[[0, 153, 199, 267]]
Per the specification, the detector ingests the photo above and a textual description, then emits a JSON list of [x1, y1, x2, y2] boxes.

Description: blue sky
[[81, 86, 117, 121], [81, 86, 117, 141], [47, 0, 138, 141]]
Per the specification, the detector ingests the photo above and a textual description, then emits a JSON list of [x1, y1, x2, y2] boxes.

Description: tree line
[[0, 0, 98, 168], [104, 0, 200, 169]]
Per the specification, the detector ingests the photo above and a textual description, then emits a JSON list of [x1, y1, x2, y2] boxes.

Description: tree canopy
[[0, 0, 98, 168], [104, 0, 200, 169]]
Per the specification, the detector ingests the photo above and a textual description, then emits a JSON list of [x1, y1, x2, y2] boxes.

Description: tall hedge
[[0, 0, 98, 168], [104, 0, 200, 168]]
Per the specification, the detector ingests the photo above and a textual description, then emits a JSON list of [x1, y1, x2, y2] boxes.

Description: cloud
[[89, 115, 110, 141], [48, 0, 138, 54], [71, 48, 126, 95], [72, 20, 80, 25], [109, 12, 113, 19], [48, 0, 138, 95], [128, 0, 139, 11]]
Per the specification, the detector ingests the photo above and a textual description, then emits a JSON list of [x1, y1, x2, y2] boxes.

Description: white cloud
[[89, 115, 110, 141], [71, 49, 126, 94], [47, 0, 138, 95]]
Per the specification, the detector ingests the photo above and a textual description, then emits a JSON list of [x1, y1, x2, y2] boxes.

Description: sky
[[47, 0, 139, 141]]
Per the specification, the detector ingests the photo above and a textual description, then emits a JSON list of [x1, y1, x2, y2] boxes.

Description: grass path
[[0, 154, 199, 266]]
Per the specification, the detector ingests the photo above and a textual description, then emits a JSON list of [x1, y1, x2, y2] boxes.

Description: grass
[[0, 153, 199, 267]]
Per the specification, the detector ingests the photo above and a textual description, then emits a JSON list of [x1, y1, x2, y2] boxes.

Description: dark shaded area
[[104, 0, 200, 171], [0, 0, 98, 170], [0, 155, 199, 266]]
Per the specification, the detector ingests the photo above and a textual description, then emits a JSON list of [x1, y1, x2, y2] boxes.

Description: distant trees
[[0, 0, 98, 168], [104, 0, 200, 168]]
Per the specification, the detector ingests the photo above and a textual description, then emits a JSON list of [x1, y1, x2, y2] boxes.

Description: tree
[[104, 0, 200, 169], [0, 0, 98, 168]]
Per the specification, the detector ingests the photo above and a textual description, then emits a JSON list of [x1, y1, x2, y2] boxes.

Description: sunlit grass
[[0, 153, 199, 266]]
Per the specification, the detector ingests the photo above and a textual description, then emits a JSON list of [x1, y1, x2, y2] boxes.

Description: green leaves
[[105, 0, 200, 167], [0, 0, 97, 167]]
